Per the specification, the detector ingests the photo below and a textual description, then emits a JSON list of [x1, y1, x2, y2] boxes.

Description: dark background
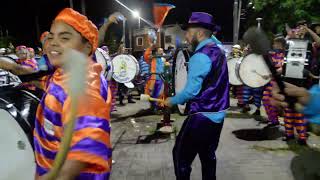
[[0, 0, 235, 47]]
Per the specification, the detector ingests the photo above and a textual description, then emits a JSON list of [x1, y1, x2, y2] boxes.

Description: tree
[[246, 0, 320, 34]]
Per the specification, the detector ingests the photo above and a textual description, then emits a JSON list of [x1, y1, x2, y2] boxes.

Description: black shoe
[[282, 136, 295, 141], [253, 109, 261, 116], [119, 102, 125, 106], [267, 122, 280, 127], [297, 139, 307, 146], [241, 105, 251, 113], [128, 99, 136, 104]]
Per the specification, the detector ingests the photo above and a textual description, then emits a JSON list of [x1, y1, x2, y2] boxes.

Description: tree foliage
[[247, 0, 320, 34]]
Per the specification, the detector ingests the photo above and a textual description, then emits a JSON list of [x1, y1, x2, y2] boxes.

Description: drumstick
[[46, 49, 87, 180], [243, 27, 297, 109], [251, 70, 271, 79], [140, 94, 164, 103]]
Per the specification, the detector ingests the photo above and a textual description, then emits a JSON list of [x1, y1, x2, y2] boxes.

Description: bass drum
[[236, 54, 271, 88], [0, 88, 39, 180], [95, 48, 113, 80], [112, 54, 140, 84], [227, 57, 243, 86], [172, 49, 190, 115]]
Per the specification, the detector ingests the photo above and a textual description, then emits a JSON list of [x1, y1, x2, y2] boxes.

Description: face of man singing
[[185, 28, 200, 51], [46, 21, 91, 67]]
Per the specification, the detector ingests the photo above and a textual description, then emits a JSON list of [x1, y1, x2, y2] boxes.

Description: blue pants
[[243, 86, 264, 108], [173, 114, 223, 180]]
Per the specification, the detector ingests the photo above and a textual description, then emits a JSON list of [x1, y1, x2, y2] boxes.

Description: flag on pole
[[153, 3, 175, 28]]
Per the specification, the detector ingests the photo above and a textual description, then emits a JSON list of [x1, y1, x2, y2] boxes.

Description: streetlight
[[256, 17, 263, 28], [132, 10, 141, 29]]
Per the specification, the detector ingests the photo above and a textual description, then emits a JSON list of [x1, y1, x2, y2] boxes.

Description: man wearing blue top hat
[[165, 12, 229, 180]]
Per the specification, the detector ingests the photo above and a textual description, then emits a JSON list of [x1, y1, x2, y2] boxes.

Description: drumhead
[[0, 110, 35, 180], [0, 56, 16, 63], [228, 57, 243, 86], [238, 54, 271, 88], [0, 89, 37, 179], [95, 48, 113, 80], [173, 49, 190, 115], [112, 55, 139, 83]]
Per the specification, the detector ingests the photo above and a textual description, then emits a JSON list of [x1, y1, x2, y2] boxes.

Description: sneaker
[[297, 139, 307, 146], [253, 109, 261, 116], [128, 99, 136, 104], [267, 122, 280, 127], [282, 136, 295, 141], [241, 105, 251, 113]]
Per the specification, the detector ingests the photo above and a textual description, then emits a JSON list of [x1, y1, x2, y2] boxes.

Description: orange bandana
[[54, 8, 98, 53], [40, 31, 49, 45]]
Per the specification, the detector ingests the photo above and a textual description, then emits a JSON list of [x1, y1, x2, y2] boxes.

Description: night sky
[[0, 0, 234, 47]]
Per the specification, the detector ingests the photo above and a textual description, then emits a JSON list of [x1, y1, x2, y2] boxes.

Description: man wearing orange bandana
[[34, 8, 112, 180]]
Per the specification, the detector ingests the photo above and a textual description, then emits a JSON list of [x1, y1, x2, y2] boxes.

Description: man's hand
[[271, 82, 310, 110], [276, 68, 283, 75], [107, 12, 124, 25], [164, 98, 172, 107]]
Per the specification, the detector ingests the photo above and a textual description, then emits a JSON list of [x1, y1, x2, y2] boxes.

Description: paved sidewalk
[[110, 98, 320, 180]]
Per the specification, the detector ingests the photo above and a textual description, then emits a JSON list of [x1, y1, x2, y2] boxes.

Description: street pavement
[[110, 98, 320, 180]]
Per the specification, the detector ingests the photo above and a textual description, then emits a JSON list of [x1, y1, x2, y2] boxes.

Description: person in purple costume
[[165, 12, 230, 180]]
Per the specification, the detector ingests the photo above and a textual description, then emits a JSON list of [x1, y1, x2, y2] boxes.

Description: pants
[[173, 114, 223, 180], [243, 86, 264, 108], [145, 79, 164, 108], [235, 85, 244, 105], [262, 81, 279, 124], [109, 80, 118, 111], [284, 108, 307, 141], [118, 83, 133, 103]]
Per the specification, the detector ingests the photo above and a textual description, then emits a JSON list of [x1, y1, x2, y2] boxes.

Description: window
[[136, 37, 143, 46], [165, 35, 172, 43]]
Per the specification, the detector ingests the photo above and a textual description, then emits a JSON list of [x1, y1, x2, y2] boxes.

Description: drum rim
[[172, 49, 190, 115], [0, 55, 17, 63], [112, 54, 139, 83], [238, 54, 271, 88], [95, 48, 110, 74], [228, 57, 243, 86], [0, 96, 34, 148]]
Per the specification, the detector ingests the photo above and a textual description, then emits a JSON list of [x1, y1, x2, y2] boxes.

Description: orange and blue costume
[[144, 48, 165, 108], [262, 50, 284, 125], [34, 8, 112, 179], [34, 65, 112, 179]]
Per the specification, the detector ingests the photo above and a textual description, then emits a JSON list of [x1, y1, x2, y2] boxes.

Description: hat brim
[[181, 23, 215, 31]]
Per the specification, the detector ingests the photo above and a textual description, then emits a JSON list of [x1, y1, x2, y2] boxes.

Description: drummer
[[164, 12, 229, 180], [37, 31, 56, 72], [34, 8, 112, 179], [115, 43, 136, 106], [262, 36, 286, 126], [230, 44, 245, 108], [0, 45, 38, 75], [145, 47, 166, 111], [241, 45, 264, 115]]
